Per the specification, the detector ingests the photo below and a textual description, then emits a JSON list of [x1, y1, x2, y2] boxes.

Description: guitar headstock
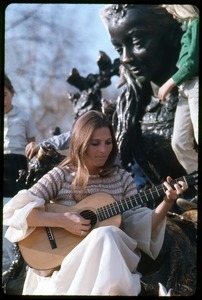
[[186, 171, 198, 187], [170, 171, 198, 189]]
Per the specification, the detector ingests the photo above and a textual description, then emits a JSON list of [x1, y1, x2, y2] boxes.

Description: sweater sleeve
[[29, 166, 67, 200], [172, 19, 199, 86], [3, 167, 68, 242], [41, 132, 71, 150]]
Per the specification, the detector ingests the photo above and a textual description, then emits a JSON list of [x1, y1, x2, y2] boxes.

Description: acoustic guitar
[[18, 172, 197, 274]]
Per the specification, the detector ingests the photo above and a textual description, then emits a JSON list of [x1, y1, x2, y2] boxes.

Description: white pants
[[172, 77, 198, 174]]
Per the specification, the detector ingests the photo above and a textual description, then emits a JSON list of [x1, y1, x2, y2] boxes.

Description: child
[[158, 5, 199, 210], [4, 73, 37, 196], [3, 73, 37, 292]]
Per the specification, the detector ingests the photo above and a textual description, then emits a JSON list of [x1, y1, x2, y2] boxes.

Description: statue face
[[107, 8, 177, 84]]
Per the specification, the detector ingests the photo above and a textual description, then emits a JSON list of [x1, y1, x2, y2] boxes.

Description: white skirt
[[23, 209, 165, 296]]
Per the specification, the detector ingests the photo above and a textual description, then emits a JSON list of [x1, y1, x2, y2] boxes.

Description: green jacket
[[172, 18, 199, 86]]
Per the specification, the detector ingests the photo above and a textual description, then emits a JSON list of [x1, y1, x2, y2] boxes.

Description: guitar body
[[18, 192, 122, 272], [18, 171, 197, 275]]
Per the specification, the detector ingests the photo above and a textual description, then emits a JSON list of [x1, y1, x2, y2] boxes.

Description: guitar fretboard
[[96, 172, 197, 221]]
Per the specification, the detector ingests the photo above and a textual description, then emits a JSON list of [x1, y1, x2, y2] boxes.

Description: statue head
[[100, 4, 182, 86]]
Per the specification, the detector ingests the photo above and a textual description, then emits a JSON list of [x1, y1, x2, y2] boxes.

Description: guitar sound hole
[[80, 210, 97, 227]]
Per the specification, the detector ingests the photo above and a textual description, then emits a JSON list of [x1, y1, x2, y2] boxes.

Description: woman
[[4, 110, 187, 295]]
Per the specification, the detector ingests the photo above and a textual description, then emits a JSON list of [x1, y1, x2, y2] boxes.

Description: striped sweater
[[29, 166, 138, 206]]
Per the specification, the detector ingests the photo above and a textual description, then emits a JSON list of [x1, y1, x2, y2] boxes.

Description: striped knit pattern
[[29, 166, 137, 204]]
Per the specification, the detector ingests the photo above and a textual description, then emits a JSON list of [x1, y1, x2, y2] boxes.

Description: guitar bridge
[[45, 227, 57, 249]]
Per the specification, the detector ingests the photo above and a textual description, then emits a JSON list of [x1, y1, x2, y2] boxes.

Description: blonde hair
[[60, 110, 118, 192], [162, 5, 199, 20]]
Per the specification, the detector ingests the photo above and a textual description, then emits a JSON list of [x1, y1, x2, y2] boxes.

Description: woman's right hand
[[62, 212, 91, 237], [27, 208, 91, 237]]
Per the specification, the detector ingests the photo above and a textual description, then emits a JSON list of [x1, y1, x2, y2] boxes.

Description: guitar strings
[[80, 172, 197, 222]]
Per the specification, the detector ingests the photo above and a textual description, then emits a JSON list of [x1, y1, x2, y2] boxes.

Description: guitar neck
[[97, 172, 197, 222], [18, 171, 197, 273]]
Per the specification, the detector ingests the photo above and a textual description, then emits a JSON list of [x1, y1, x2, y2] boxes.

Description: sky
[[4, 3, 119, 105], [3, 3, 120, 137], [4, 3, 117, 64]]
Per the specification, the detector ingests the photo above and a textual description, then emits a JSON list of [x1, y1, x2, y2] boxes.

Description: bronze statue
[[100, 4, 186, 185], [67, 5, 187, 188], [66, 51, 120, 119]]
